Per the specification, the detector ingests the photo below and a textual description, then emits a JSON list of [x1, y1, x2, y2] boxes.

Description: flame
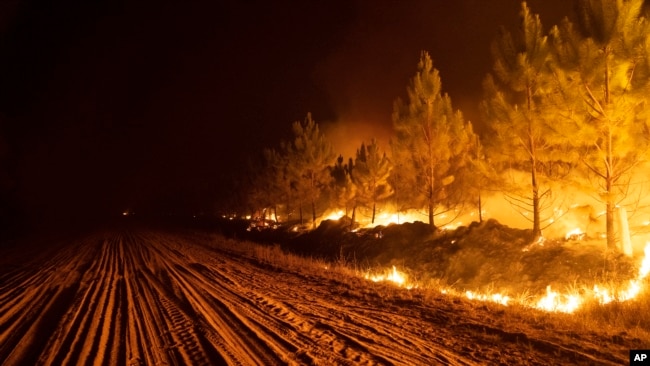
[[565, 228, 584, 240], [360, 242, 650, 314], [370, 210, 426, 227], [314, 208, 428, 229], [323, 210, 345, 221], [640, 243, 650, 279], [535, 286, 582, 313], [364, 266, 413, 289], [465, 290, 510, 306]]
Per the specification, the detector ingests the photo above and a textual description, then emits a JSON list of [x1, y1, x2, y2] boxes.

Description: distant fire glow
[[318, 208, 437, 228]]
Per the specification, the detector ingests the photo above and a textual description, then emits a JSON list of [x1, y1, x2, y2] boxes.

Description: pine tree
[[482, 2, 571, 240], [282, 113, 336, 229], [242, 156, 274, 221], [263, 147, 293, 222], [330, 154, 357, 229], [459, 124, 497, 224], [550, 0, 650, 249], [392, 51, 477, 229], [352, 139, 393, 225]]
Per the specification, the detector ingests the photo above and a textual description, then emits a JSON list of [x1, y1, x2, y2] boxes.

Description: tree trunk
[[527, 86, 542, 241], [606, 176, 617, 250], [428, 178, 435, 229], [311, 199, 316, 229], [528, 130, 542, 240], [604, 48, 617, 250], [350, 206, 356, 231], [371, 202, 376, 224], [532, 168, 541, 239]]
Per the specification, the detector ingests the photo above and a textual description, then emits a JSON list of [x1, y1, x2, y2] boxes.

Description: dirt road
[[0, 229, 633, 365]]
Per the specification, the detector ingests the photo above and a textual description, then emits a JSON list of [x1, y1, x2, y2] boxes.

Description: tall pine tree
[[482, 2, 571, 240], [330, 154, 358, 229], [550, 0, 650, 249], [392, 51, 477, 229], [352, 139, 393, 225], [282, 113, 336, 229]]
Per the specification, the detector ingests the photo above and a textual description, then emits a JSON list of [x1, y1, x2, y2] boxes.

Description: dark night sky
[[0, 0, 574, 227]]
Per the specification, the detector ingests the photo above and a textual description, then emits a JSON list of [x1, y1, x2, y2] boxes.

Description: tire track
[[123, 235, 175, 366], [150, 258, 284, 365], [36, 235, 123, 365], [0, 237, 94, 365], [160, 233, 442, 365], [156, 237, 397, 365], [0, 228, 631, 365]]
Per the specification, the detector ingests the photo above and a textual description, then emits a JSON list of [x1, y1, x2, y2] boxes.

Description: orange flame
[[360, 242, 650, 314], [364, 266, 414, 289]]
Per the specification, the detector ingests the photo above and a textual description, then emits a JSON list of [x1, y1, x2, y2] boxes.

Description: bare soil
[[0, 223, 642, 365]]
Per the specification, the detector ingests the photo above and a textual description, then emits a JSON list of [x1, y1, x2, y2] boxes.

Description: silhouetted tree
[[242, 155, 275, 220], [353, 139, 393, 225], [330, 154, 357, 228], [262, 147, 293, 222], [282, 113, 335, 228]]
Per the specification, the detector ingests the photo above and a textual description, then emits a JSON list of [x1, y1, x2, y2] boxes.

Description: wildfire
[[591, 243, 650, 304], [323, 210, 345, 221], [360, 242, 650, 314], [465, 290, 510, 306], [640, 243, 650, 279], [565, 228, 585, 241], [535, 286, 582, 313], [364, 266, 413, 289]]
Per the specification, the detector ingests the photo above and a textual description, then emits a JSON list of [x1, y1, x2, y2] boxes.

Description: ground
[[0, 221, 643, 365]]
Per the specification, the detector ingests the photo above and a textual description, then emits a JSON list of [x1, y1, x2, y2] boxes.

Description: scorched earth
[[0, 227, 638, 365]]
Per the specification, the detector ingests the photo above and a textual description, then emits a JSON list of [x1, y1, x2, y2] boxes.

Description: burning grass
[[201, 227, 650, 345], [210, 216, 650, 344]]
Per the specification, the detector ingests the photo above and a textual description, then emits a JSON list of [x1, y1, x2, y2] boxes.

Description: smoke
[[320, 117, 393, 160]]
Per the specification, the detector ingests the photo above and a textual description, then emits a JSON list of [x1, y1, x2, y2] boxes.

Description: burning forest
[[220, 0, 650, 356], [4, 1, 650, 364]]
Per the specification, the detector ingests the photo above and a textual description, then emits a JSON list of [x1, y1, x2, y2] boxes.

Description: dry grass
[[200, 232, 650, 346]]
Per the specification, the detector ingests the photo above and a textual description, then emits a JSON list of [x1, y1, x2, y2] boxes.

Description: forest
[[228, 1, 650, 252]]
